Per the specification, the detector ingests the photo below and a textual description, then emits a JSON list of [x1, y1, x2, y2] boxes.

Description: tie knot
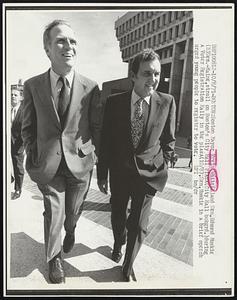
[[135, 98, 144, 118], [58, 76, 64, 83]]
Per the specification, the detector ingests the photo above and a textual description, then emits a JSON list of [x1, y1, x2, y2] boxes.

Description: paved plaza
[[7, 140, 194, 294]]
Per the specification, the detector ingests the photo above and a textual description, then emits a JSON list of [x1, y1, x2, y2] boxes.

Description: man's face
[[132, 59, 161, 98], [46, 24, 77, 75], [11, 90, 22, 107]]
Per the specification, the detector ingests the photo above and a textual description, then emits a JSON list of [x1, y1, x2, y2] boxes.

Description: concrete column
[[169, 42, 183, 123], [177, 38, 193, 136]]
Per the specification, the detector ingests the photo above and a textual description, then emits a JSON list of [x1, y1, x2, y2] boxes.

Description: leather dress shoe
[[122, 265, 136, 282], [112, 244, 122, 263], [63, 232, 75, 253], [11, 190, 21, 200], [48, 253, 65, 284]]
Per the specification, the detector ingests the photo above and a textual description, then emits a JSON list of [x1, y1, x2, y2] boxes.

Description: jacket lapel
[[136, 91, 161, 151], [36, 70, 61, 129], [64, 72, 85, 128], [123, 91, 134, 148]]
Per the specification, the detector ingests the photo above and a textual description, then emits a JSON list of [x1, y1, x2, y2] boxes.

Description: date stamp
[[207, 149, 219, 192]]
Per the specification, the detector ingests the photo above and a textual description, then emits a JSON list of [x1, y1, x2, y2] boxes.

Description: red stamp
[[207, 149, 219, 192]]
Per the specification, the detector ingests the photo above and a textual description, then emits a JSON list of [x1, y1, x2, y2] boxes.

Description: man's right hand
[[97, 179, 108, 194]]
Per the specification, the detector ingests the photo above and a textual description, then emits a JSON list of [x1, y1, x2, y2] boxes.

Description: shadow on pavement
[[83, 201, 111, 212], [11, 232, 124, 283]]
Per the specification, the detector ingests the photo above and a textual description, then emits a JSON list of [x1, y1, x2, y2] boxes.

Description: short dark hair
[[131, 48, 160, 75], [43, 19, 72, 50]]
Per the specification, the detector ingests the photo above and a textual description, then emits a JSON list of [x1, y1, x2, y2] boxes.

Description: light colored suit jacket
[[22, 69, 101, 184]]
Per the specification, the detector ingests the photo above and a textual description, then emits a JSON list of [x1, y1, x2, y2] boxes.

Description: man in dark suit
[[97, 49, 176, 282], [22, 20, 101, 284], [11, 88, 24, 200]]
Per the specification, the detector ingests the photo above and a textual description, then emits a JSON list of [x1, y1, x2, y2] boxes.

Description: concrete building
[[102, 11, 193, 137]]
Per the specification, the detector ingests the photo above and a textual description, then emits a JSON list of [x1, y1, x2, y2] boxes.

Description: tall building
[[112, 11, 193, 136]]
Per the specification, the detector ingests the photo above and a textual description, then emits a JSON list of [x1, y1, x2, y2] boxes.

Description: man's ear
[[130, 70, 136, 83], [45, 47, 50, 58]]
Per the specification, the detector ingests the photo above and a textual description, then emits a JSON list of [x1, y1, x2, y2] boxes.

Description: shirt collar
[[50, 68, 74, 89], [12, 103, 21, 111], [131, 90, 150, 105]]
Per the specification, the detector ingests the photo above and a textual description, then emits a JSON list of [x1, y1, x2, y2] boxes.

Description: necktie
[[58, 77, 70, 125], [11, 108, 16, 122], [131, 98, 145, 148]]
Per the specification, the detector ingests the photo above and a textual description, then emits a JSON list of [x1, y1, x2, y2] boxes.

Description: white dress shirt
[[50, 68, 74, 111], [130, 90, 150, 121], [11, 103, 21, 122]]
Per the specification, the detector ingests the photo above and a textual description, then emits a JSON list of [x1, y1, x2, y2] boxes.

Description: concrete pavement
[[7, 148, 193, 293]]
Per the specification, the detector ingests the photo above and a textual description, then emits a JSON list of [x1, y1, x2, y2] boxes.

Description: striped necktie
[[58, 76, 70, 126]]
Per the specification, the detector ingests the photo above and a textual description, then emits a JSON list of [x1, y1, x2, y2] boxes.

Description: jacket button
[[57, 150, 62, 155]]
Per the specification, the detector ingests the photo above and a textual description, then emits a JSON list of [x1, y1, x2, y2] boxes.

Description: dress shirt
[[131, 90, 150, 121], [50, 68, 74, 111], [11, 103, 21, 122]]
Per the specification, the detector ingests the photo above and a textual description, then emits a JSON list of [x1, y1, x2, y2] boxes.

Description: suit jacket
[[22, 69, 101, 185], [11, 102, 24, 155], [97, 90, 176, 192]]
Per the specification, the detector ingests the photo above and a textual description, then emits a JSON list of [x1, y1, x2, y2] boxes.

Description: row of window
[[116, 11, 192, 37], [120, 19, 193, 49], [122, 44, 175, 60]]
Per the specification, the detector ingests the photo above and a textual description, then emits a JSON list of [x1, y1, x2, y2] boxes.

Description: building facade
[[112, 10, 193, 137]]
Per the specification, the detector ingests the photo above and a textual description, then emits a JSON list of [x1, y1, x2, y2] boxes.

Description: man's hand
[[97, 179, 108, 194]]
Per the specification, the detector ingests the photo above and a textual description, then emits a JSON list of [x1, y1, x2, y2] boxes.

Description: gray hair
[[43, 19, 72, 50]]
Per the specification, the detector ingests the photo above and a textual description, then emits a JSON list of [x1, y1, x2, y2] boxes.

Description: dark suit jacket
[[97, 90, 176, 192], [22, 69, 101, 185], [11, 102, 24, 155]]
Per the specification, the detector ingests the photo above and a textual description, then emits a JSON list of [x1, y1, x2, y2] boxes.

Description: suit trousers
[[110, 168, 156, 276], [37, 157, 92, 262], [11, 148, 24, 191]]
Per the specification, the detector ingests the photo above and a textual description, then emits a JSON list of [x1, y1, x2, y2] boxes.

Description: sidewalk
[[8, 159, 193, 293]]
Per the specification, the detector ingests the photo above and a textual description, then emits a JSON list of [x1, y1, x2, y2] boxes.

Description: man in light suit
[[97, 49, 176, 281], [11, 88, 24, 199], [22, 20, 101, 284]]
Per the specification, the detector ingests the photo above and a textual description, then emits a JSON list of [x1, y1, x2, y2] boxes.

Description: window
[[148, 37, 152, 47], [175, 25, 179, 37], [152, 19, 155, 31], [190, 19, 193, 32], [169, 28, 172, 39], [175, 11, 179, 20], [163, 31, 166, 42], [182, 22, 186, 35], [147, 22, 150, 33], [138, 28, 141, 39], [168, 11, 172, 23], [157, 17, 160, 29], [158, 33, 161, 44], [170, 47, 173, 57], [153, 35, 156, 45], [144, 39, 147, 48], [143, 25, 146, 35], [163, 14, 166, 25]]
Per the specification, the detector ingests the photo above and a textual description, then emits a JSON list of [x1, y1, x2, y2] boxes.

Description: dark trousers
[[110, 169, 156, 276], [11, 150, 24, 191], [37, 158, 92, 262]]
